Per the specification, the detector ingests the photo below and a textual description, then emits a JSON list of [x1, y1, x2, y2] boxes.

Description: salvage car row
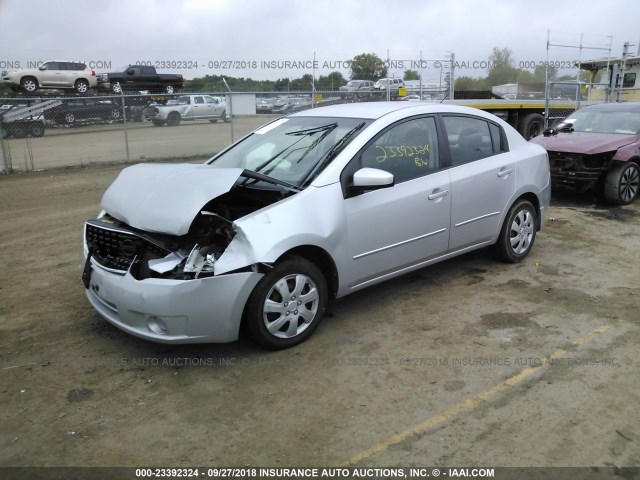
[[1, 61, 184, 94]]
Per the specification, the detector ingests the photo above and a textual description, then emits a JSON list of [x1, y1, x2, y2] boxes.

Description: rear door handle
[[497, 168, 513, 177], [428, 189, 449, 200]]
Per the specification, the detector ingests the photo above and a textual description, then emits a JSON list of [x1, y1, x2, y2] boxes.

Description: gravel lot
[[1, 163, 639, 472]]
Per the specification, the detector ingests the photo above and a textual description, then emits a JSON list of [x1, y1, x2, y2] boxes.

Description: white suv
[[374, 77, 405, 91], [2, 61, 97, 94]]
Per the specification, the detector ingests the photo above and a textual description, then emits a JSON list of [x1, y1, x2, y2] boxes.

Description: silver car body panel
[[84, 251, 262, 343], [101, 163, 244, 235], [84, 102, 550, 344]]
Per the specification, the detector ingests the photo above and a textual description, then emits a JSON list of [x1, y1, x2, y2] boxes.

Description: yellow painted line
[[345, 324, 614, 465]]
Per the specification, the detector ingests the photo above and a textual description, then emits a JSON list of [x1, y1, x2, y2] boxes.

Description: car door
[[342, 116, 451, 290], [204, 96, 223, 118], [187, 96, 206, 119], [442, 115, 516, 252], [38, 62, 62, 87]]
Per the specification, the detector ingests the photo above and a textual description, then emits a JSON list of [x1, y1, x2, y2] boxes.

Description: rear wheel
[[245, 256, 328, 349], [164, 85, 175, 94], [110, 108, 121, 121], [493, 199, 537, 263], [29, 122, 45, 137], [75, 79, 90, 94], [167, 112, 181, 126], [518, 113, 544, 140], [604, 162, 640, 205], [64, 112, 75, 124]]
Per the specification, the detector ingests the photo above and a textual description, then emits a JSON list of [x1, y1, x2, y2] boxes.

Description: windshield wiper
[[300, 121, 366, 184], [239, 169, 302, 193], [249, 122, 339, 176], [544, 123, 574, 136], [285, 122, 338, 136]]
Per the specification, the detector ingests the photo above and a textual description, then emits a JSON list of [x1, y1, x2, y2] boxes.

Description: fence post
[[0, 125, 10, 174], [222, 77, 234, 143], [117, 83, 131, 163]]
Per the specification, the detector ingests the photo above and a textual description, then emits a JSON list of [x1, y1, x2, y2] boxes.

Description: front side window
[[208, 116, 370, 187], [360, 117, 440, 183], [443, 116, 498, 166]]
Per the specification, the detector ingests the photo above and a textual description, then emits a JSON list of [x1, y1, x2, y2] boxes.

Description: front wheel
[[164, 85, 175, 94], [111, 83, 122, 94], [604, 162, 639, 205], [493, 199, 537, 263], [21, 77, 38, 93], [245, 256, 328, 349]]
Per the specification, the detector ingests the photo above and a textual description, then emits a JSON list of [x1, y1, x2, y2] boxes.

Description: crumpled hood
[[531, 132, 638, 154], [102, 163, 244, 235]]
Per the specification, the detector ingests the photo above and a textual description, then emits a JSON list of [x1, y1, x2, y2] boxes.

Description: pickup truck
[[143, 94, 230, 126], [97, 65, 184, 94]]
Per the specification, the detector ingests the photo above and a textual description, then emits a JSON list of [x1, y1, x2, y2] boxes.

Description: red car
[[530, 102, 640, 204]]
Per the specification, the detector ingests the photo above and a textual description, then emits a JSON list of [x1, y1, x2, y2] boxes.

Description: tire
[[111, 83, 122, 94], [222, 112, 231, 123], [493, 199, 537, 263], [29, 122, 45, 137], [21, 77, 38, 93], [152, 119, 165, 127], [245, 256, 328, 349], [167, 111, 181, 126], [518, 113, 545, 140], [164, 85, 175, 94], [604, 162, 640, 205], [64, 112, 75, 124], [75, 79, 90, 94], [110, 108, 121, 121]]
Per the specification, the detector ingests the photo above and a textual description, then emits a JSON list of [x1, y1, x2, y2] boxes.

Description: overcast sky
[[1, 0, 639, 82]]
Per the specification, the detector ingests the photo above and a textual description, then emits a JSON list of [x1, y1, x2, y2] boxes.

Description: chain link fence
[[0, 87, 441, 173], [0, 91, 270, 173]]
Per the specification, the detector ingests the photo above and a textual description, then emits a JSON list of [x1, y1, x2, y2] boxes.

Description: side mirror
[[352, 167, 394, 192]]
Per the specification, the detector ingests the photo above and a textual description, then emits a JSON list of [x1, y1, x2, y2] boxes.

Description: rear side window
[[442, 116, 505, 166]]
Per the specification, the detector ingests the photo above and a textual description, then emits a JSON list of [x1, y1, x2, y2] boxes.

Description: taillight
[[91, 69, 96, 76]]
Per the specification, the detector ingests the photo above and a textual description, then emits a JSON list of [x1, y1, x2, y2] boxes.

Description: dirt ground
[[1, 164, 639, 473]]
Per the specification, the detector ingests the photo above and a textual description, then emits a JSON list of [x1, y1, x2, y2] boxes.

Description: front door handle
[[428, 189, 449, 200], [497, 168, 513, 177]]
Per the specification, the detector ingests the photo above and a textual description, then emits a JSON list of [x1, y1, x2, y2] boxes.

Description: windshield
[[560, 109, 640, 135], [208, 116, 370, 187]]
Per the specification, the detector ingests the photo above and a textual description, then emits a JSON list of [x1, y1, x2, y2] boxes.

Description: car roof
[[583, 102, 640, 111], [288, 101, 500, 120]]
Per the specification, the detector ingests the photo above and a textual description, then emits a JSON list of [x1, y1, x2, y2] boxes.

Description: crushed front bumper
[[84, 257, 263, 344]]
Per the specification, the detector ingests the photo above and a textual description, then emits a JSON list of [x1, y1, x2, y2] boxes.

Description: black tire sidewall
[[604, 162, 639, 205], [494, 200, 537, 263], [245, 256, 327, 349]]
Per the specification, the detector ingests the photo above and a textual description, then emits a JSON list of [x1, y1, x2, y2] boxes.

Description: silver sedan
[[83, 102, 550, 349]]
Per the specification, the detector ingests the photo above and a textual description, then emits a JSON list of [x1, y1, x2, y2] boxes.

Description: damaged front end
[[82, 163, 293, 343]]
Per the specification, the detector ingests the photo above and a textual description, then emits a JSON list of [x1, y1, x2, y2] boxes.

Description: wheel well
[[280, 245, 339, 299], [515, 192, 541, 230]]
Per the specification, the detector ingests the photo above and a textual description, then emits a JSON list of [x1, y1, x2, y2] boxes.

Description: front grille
[[85, 222, 169, 272]]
